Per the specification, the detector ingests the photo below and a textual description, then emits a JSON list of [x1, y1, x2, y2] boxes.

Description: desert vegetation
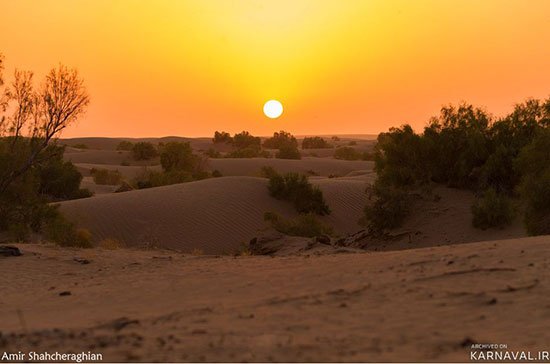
[[116, 140, 134, 151], [212, 130, 270, 158], [363, 99, 550, 235], [334, 146, 373, 161], [263, 130, 297, 149], [264, 211, 333, 237], [212, 130, 232, 144], [132, 141, 158, 160], [0, 53, 91, 243], [133, 141, 211, 189], [267, 170, 330, 215], [302, 136, 332, 149], [263, 130, 301, 160]]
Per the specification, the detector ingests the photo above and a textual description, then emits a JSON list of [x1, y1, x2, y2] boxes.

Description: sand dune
[[61, 136, 213, 151], [209, 157, 374, 177], [64, 149, 135, 165], [61, 171, 525, 254], [2, 236, 549, 361], [74, 163, 161, 180], [59, 177, 300, 253], [59, 176, 368, 253], [362, 186, 528, 251], [79, 177, 118, 195]]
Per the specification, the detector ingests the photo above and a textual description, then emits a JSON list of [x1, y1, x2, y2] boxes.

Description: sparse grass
[[91, 168, 124, 185], [264, 211, 333, 238], [232, 241, 252, 256], [46, 216, 93, 248], [190, 248, 204, 255], [99, 238, 124, 250], [267, 171, 331, 215], [72, 143, 88, 149]]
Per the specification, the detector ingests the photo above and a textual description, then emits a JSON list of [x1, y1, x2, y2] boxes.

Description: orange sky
[[2, 0, 550, 138]]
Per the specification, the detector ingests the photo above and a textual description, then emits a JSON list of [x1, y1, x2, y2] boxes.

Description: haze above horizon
[[2, 0, 550, 138]]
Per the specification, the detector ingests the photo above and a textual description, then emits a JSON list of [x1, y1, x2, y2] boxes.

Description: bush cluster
[[276, 144, 301, 159], [267, 171, 330, 215], [226, 145, 271, 158], [334, 146, 371, 161], [0, 142, 92, 241], [212, 131, 232, 144], [263, 130, 301, 160], [46, 214, 93, 248], [204, 147, 221, 158], [132, 142, 158, 160], [471, 188, 515, 230], [116, 141, 134, 151], [133, 141, 211, 189], [263, 130, 297, 149], [364, 99, 550, 235], [302, 136, 332, 149]]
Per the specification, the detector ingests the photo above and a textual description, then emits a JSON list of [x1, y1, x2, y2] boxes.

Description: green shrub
[[160, 141, 195, 173], [232, 131, 261, 149], [267, 171, 330, 215], [132, 142, 158, 160], [302, 136, 332, 149], [38, 145, 92, 200], [205, 147, 221, 158], [264, 211, 333, 237], [0, 141, 90, 241], [46, 215, 93, 248], [212, 169, 223, 178], [72, 143, 88, 149], [133, 169, 194, 189], [516, 131, 550, 235], [362, 183, 410, 233], [116, 141, 134, 151], [471, 188, 515, 230], [523, 182, 550, 235], [213, 131, 232, 144], [260, 166, 278, 178], [91, 168, 124, 185], [263, 130, 297, 149], [334, 146, 362, 160], [226, 145, 270, 158], [275, 144, 301, 159]]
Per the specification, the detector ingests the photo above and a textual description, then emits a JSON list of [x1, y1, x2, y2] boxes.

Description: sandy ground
[[59, 173, 526, 254], [59, 176, 370, 253], [208, 157, 373, 177], [1, 236, 549, 362]]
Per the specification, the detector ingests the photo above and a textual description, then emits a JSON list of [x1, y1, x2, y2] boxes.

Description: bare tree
[[0, 63, 90, 194], [0, 54, 7, 132], [4, 70, 35, 148]]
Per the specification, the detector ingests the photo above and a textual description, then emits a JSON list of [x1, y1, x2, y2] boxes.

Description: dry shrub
[[99, 238, 124, 250], [190, 248, 204, 255]]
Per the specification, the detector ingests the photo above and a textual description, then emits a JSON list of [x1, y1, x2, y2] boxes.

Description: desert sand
[[1, 236, 549, 362], [1, 136, 543, 362], [56, 137, 527, 253]]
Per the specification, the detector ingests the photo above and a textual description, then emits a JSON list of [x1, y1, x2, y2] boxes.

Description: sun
[[263, 100, 283, 118]]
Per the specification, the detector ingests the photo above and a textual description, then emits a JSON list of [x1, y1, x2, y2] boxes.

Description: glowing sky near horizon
[[1, 0, 550, 137]]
